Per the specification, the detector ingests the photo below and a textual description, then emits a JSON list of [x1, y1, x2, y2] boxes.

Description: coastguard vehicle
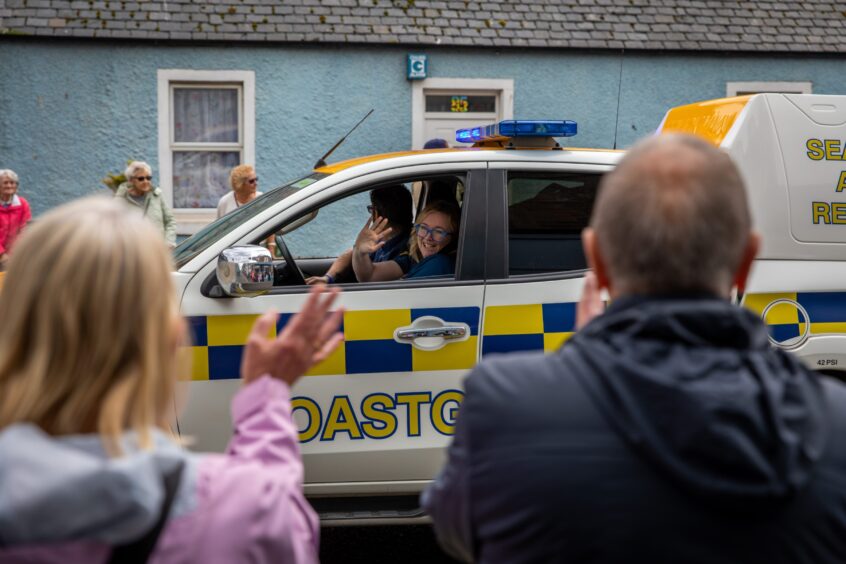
[[655, 94, 846, 373], [171, 94, 846, 522]]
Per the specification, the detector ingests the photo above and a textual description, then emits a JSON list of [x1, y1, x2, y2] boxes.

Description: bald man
[[423, 135, 846, 563]]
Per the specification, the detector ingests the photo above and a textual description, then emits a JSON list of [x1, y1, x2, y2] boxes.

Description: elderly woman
[[218, 164, 261, 218], [0, 196, 342, 562], [353, 199, 461, 281], [114, 161, 176, 247], [0, 169, 31, 269]]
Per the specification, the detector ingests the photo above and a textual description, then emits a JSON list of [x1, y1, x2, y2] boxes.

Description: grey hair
[[124, 161, 152, 180], [591, 134, 751, 296], [0, 169, 19, 183]]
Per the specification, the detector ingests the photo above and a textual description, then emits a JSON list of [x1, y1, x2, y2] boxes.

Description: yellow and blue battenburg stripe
[[481, 303, 576, 356], [744, 292, 846, 343], [181, 306, 480, 381]]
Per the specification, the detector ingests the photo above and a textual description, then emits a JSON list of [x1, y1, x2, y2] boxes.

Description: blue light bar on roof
[[455, 120, 578, 143]]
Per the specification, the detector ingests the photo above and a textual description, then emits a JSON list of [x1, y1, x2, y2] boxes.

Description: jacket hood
[[0, 424, 193, 546], [569, 296, 828, 503]]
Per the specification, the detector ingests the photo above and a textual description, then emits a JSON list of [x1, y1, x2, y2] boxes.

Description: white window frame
[[157, 69, 255, 235], [726, 81, 812, 97], [412, 78, 514, 149]]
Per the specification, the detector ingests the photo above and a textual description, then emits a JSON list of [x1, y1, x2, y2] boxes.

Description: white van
[[657, 94, 846, 373]]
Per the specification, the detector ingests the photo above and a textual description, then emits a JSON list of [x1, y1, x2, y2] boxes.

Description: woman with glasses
[[0, 169, 31, 271], [217, 164, 261, 219], [114, 161, 176, 248], [353, 199, 460, 282]]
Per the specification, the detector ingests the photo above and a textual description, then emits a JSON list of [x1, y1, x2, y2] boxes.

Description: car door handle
[[395, 326, 467, 341], [393, 316, 471, 351]]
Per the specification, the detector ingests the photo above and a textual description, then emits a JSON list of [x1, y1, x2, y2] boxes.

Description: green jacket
[[114, 183, 176, 245]]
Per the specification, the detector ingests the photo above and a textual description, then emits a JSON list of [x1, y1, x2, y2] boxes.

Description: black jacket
[[423, 296, 846, 563]]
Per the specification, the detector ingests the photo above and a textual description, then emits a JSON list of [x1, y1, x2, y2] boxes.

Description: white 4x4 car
[[172, 95, 846, 522]]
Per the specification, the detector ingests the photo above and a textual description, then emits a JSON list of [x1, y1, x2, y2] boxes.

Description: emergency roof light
[[455, 120, 578, 144]]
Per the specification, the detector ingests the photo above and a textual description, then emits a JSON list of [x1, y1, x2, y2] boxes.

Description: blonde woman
[[114, 161, 176, 247], [0, 197, 342, 562], [353, 199, 461, 281], [218, 164, 261, 218]]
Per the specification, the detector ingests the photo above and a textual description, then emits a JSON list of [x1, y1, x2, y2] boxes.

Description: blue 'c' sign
[[407, 54, 428, 80]]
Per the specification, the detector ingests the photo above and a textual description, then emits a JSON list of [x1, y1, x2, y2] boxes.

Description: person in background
[[412, 140, 452, 208], [218, 164, 261, 219], [0, 196, 342, 563], [423, 134, 846, 563], [114, 161, 176, 248], [353, 199, 460, 281], [0, 169, 31, 270], [306, 184, 413, 285], [423, 138, 449, 149]]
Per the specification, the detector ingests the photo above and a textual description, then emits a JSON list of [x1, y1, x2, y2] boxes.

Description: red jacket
[[0, 194, 31, 255]]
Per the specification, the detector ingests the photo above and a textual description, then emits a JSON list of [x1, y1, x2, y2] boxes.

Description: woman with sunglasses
[[353, 199, 461, 281], [114, 161, 176, 247], [217, 164, 261, 219]]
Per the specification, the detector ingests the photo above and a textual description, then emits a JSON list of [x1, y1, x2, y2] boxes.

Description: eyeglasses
[[246, 178, 258, 184], [134, 176, 152, 181], [413, 223, 452, 242]]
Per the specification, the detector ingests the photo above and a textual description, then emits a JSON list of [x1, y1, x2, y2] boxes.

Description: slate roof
[[1, 0, 845, 54]]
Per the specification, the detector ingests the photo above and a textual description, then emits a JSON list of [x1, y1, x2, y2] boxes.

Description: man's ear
[[733, 231, 761, 294], [582, 228, 612, 292]]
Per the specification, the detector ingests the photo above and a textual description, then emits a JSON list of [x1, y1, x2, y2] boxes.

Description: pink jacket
[[0, 194, 31, 255], [0, 376, 319, 563]]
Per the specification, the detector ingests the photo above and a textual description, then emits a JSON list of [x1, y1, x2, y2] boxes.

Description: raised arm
[[351, 217, 403, 282]]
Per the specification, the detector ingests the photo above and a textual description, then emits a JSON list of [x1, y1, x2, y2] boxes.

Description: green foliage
[[101, 159, 135, 192]]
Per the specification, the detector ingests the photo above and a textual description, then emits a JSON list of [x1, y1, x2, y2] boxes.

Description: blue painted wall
[[1, 40, 845, 236]]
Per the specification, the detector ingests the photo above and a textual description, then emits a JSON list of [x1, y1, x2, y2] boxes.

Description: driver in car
[[353, 199, 460, 281], [305, 185, 412, 285]]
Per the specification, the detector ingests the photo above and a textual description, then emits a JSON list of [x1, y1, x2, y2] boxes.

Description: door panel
[[178, 280, 484, 484], [480, 165, 608, 357]]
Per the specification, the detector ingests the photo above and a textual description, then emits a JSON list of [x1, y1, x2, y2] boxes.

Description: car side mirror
[[216, 245, 274, 297]]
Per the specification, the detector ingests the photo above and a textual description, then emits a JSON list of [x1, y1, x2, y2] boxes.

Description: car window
[[259, 174, 466, 286], [285, 191, 371, 259], [507, 171, 601, 276], [173, 173, 325, 269]]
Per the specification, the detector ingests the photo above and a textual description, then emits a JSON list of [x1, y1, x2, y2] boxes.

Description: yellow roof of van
[[658, 95, 753, 146]]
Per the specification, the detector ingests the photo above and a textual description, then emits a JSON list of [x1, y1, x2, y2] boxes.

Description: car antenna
[[314, 109, 375, 170]]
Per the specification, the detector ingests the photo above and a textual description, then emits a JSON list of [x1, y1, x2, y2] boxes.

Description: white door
[[412, 78, 514, 148]]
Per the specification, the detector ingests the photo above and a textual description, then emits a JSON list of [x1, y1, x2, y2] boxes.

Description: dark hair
[[423, 138, 449, 149], [371, 184, 413, 235]]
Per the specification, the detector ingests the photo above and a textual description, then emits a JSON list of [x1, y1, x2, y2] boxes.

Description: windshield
[[173, 173, 327, 269]]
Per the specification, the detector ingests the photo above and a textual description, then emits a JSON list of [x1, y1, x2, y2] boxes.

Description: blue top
[[372, 233, 409, 263], [394, 252, 455, 279]]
